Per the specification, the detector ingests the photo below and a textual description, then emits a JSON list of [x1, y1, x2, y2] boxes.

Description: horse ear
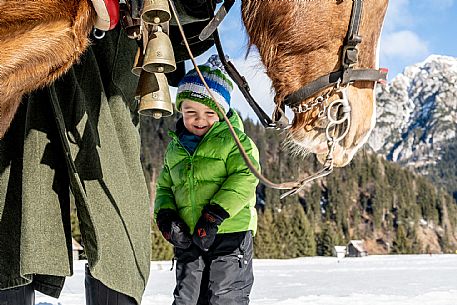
[[91, 0, 120, 31]]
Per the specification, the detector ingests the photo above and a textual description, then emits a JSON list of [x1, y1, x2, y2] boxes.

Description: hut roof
[[348, 240, 366, 253]]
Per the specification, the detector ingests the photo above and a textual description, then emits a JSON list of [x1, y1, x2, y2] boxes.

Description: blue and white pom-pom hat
[[176, 54, 234, 118]]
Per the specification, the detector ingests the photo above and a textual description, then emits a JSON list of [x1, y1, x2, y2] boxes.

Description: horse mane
[[0, 0, 95, 138]]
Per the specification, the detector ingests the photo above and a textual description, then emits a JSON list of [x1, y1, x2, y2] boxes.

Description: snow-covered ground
[[36, 254, 457, 305]]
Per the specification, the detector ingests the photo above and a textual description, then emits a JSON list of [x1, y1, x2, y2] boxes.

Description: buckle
[[342, 45, 359, 69], [342, 35, 362, 68]]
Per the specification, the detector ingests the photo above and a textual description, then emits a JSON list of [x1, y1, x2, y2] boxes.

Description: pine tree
[[289, 203, 316, 256], [254, 208, 280, 258], [392, 224, 409, 254], [316, 222, 338, 256]]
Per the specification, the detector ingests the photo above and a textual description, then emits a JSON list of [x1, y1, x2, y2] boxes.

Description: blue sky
[[380, 0, 457, 77], [179, 0, 457, 119]]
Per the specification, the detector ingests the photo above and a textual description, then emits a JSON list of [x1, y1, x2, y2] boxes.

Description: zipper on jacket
[[188, 156, 197, 230], [184, 125, 219, 228]]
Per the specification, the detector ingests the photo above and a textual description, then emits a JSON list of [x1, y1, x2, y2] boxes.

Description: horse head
[[242, 0, 388, 167]]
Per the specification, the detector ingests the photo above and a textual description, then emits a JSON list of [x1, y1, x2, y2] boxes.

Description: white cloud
[[381, 30, 429, 59], [384, 0, 414, 32]]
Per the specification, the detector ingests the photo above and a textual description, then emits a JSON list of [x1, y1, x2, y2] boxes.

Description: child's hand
[[192, 204, 229, 251], [156, 209, 192, 249]]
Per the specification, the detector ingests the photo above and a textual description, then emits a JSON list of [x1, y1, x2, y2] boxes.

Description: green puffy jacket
[[154, 110, 260, 235]]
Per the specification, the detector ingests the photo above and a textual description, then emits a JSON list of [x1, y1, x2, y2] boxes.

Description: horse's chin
[[316, 146, 354, 167], [291, 133, 362, 168]]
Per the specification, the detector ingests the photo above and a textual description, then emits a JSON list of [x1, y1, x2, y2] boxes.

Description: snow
[[36, 254, 457, 305]]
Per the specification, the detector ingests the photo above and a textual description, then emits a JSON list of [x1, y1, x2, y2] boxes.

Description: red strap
[[91, 0, 120, 31], [379, 68, 389, 85], [379, 67, 389, 73]]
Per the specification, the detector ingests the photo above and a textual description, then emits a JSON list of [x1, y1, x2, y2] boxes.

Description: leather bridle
[[280, 0, 387, 123]]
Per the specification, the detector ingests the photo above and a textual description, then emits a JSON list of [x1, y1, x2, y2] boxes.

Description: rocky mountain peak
[[369, 55, 457, 169]]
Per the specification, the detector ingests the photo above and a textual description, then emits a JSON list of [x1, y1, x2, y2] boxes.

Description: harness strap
[[205, 0, 279, 129], [283, 0, 387, 110], [129, 0, 144, 19], [347, 0, 363, 41], [284, 68, 387, 107], [199, 0, 235, 41], [213, 32, 278, 129]]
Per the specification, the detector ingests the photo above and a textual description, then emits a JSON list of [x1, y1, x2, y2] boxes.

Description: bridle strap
[[347, 0, 363, 44], [213, 32, 282, 129], [284, 68, 387, 107]]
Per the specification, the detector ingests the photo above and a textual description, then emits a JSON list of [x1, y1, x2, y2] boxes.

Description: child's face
[[181, 100, 219, 137]]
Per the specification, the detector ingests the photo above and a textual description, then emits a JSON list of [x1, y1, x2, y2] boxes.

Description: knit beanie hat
[[176, 55, 234, 117]]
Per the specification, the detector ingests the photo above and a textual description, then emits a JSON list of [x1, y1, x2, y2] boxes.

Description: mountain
[[369, 55, 457, 198]]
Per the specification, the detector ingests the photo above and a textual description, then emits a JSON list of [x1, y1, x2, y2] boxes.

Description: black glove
[[156, 209, 192, 249], [192, 204, 230, 251]]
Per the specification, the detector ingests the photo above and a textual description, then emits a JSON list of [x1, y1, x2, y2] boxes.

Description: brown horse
[[0, 0, 388, 171], [242, 0, 389, 167]]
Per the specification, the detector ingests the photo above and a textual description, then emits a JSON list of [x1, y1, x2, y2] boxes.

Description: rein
[[170, 0, 385, 198]]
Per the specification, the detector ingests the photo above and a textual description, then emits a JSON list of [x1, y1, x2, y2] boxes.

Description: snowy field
[[36, 254, 457, 305]]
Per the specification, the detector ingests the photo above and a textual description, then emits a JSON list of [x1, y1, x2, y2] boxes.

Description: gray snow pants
[[173, 231, 254, 305]]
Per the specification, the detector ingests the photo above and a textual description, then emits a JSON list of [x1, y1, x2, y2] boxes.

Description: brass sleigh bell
[[142, 26, 176, 73], [141, 0, 171, 25], [137, 71, 173, 119]]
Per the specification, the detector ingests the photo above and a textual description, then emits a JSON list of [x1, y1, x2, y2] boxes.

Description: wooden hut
[[347, 240, 368, 257]]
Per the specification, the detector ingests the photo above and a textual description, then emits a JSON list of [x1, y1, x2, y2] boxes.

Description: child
[[154, 55, 260, 305]]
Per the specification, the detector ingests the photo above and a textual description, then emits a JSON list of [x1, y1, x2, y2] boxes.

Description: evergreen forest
[[72, 113, 457, 260]]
